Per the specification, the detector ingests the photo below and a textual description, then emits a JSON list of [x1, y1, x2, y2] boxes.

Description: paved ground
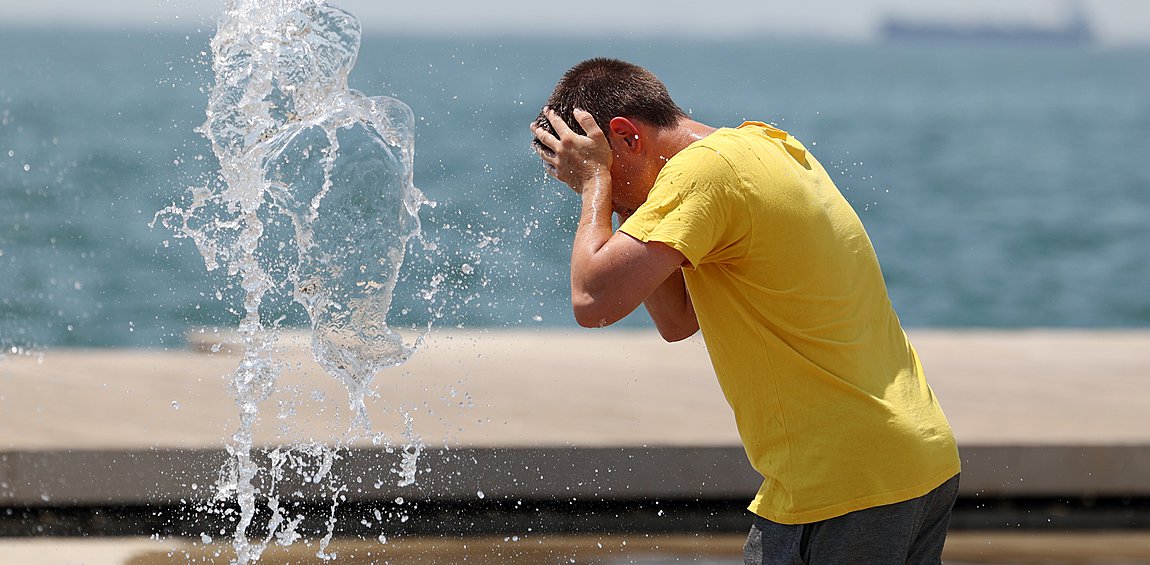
[[1, 329, 1148, 562], [2, 532, 1150, 564], [2, 329, 1149, 505], [2, 328, 1149, 450]]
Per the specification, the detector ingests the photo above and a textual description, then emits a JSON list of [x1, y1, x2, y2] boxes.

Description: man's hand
[[529, 109, 696, 337], [530, 107, 612, 192]]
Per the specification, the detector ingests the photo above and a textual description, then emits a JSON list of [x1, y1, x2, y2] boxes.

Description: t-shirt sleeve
[[618, 146, 746, 269]]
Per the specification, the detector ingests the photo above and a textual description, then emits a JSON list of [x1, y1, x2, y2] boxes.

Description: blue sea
[[1, 28, 1148, 348]]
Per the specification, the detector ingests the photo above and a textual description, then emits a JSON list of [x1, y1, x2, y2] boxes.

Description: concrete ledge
[[3, 329, 1148, 532], [3, 444, 1149, 507], [5, 330, 1150, 452], [960, 445, 1150, 497]]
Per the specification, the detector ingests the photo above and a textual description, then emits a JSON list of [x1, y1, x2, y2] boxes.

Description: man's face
[[607, 137, 659, 216]]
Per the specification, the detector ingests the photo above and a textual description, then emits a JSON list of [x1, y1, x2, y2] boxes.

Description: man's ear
[[609, 117, 641, 153]]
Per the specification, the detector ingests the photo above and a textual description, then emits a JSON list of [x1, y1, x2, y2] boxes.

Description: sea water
[[160, 0, 431, 561], [2, 34, 1149, 351]]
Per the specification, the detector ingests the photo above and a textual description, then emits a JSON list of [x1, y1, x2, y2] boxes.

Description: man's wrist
[[575, 168, 611, 195], [577, 171, 613, 220]]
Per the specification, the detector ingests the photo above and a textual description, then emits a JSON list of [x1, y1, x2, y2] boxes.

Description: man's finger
[[544, 107, 576, 138], [531, 123, 560, 152], [532, 141, 558, 164], [572, 108, 603, 138], [533, 141, 556, 159]]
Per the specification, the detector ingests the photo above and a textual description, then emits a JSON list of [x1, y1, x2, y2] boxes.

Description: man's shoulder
[[665, 137, 740, 180]]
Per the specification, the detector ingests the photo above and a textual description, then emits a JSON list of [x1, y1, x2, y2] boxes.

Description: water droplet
[[22, 164, 30, 172], [477, 490, 485, 499], [171, 400, 180, 410]]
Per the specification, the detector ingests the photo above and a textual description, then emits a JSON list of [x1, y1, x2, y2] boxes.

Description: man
[[530, 58, 960, 564]]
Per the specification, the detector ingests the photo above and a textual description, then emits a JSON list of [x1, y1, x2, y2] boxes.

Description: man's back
[[619, 121, 960, 524]]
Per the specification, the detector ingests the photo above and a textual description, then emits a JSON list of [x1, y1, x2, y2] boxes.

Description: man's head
[[534, 58, 685, 147], [533, 59, 685, 214]]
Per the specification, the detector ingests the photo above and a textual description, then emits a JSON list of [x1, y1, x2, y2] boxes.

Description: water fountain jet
[[157, 0, 431, 561]]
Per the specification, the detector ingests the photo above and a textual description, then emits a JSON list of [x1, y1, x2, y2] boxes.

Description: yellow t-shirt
[[619, 122, 960, 524]]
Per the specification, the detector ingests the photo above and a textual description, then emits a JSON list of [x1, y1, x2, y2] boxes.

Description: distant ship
[[881, 3, 1094, 46]]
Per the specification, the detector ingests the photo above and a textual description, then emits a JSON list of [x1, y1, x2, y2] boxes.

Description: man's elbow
[[574, 312, 606, 329], [657, 323, 699, 343], [572, 295, 623, 329], [572, 304, 612, 329]]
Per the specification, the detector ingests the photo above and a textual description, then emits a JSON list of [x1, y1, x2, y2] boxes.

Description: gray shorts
[[743, 473, 960, 565]]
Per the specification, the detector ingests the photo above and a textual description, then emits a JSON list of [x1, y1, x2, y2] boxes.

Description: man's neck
[[651, 118, 718, 164]]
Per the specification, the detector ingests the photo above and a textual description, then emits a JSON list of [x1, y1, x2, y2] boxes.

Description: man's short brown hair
[[534, 58, 686, 148]]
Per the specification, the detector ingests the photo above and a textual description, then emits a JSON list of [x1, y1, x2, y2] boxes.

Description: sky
[[1, 0, 1149, 45]]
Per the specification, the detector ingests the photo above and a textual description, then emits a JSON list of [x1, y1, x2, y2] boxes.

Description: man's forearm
[[642, 268, 699, 341], [569, 172, 618, 325]]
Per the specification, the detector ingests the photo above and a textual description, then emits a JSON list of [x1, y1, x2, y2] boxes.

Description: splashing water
[[159, 0, 430, 561]]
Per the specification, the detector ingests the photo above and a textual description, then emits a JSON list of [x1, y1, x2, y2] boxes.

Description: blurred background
[[2, 1, 1149, 563], [2, 0, 1148, 352]]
